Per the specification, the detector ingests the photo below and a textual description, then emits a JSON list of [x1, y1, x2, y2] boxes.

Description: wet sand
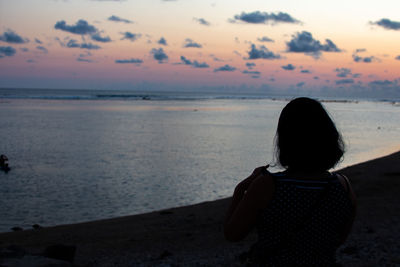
[[1, 150, 400, 266]]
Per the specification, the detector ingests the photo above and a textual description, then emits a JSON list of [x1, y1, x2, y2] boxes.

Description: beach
[[1, 150, 399, 266]]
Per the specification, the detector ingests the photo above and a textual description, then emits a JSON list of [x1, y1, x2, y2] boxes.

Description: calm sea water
[[0, 89, 399, 232]]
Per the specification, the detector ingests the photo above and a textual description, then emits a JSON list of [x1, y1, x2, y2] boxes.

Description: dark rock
[[43, 244, 76, 262], [11, 226, 23, 232]]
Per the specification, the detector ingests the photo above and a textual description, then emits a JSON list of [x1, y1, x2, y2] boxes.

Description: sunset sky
[[1, 0, 400, 97]]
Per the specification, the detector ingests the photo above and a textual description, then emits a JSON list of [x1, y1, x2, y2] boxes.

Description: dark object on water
[[159, 210, 173, 215], [43, 244, 76, 262], [1, 154, 10, 173], [32, 224, 42, 230], [11, 226, 23, 232], [157, 250, 173, 260]]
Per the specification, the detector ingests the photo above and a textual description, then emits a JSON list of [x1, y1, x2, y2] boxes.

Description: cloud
[[55, 19, 98, 35], [151, 48, 168, 63], [193, 17, 210, 26], [35, 38, 43, 44], [214, 64, 236, 72], [296, 82, 305, 87], [281, 63, 295, 70], [243, 70, 261, 75], [301, 69, 311, 73], [286, 31, 341, 58], [335, 79, 354, 85], [246, 62, 256, 69], [0, 30, 29, 44], [77, 57, 94, 63], [180, 56, 209, 68], [370, 18, 400, 30], [183, 38, 202, 48], [369, 79, 397, 87], [352, 55, 375, 63], [158, 37, 167, 46], [396, 55, 400, 60], [334, 67, 361, 79], [335, 68, 351, 78], [115, 58, 143, 64], [66, 39, 101, 49], [108, 15, 133, 24], [352, 49, 376, 63], [257, 36, 274, 42], [120, 32, 141, 42], [91, 33, 112, 42], [231, 11, 300, 24], [0, 46, 16, 58], [36, 46, 48, 53], [247, 44, 280, 60]]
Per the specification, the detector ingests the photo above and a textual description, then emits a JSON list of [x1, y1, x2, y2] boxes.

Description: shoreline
[[1, 150, 400, 266]]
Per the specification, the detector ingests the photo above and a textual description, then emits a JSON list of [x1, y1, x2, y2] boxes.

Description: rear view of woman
[[224, 97, 356, 266]]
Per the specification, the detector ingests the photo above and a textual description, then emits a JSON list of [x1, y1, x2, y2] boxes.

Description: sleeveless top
[[250, 172, 353, 266]]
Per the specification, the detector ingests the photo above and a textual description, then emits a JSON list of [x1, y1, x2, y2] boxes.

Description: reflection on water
[[0, 98, 399, 232]]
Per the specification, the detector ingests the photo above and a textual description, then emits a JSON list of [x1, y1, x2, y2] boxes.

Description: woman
[[224, 97, 356, 266]]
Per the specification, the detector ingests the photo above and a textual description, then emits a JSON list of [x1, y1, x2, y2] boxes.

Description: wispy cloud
[[281, 64, 295, 70], [301, 69, 311, 73], [180, 56, 209, 68], [65, 39, 101, 50], [183, 38, 202, 48], [352, 49, 376, 63], [0, 46, 16, 58], [395, 55, 400, 60], [230, 11, 300, 24], [193, 17, 210, 26], [370, 18, 400, 30], [286, 31, 341, 58], [242, 70, 261, 75], [108, 15, 133, 24], [247, 44, 280, 60], [35, 38, 43, 44], [335, 68, 352, 78], [55, 19, 97, 35], [246, 62, 256, 69], [151, 48, 168, 63], [257, 36, 274, 42], [115, 58, 143, 64], [0, 30, 29, 44], [214, 64, 236, 72], [296, 82, 305, 87], [91, 33, 112, 42], [121, 32, 141, 42], [336, 79, 354, 85], [36, 45, 48, 53]]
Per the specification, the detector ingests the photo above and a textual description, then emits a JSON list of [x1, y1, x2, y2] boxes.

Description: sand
[[1, 151, 400, 266]]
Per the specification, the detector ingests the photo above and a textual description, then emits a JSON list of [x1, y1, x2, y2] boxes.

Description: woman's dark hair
[[275, 97, 344, 171]]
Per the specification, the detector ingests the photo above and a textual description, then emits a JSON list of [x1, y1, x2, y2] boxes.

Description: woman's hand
[[235, 165, 270, 194], [224, 165, 272, 242]]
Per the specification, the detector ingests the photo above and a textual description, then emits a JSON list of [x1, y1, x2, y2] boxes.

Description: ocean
[[0, 88, 399, 232]]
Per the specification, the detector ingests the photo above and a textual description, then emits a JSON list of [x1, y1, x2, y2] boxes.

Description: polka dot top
[[251, 172, 353, 266]]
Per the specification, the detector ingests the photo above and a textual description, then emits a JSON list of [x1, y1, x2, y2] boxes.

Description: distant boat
[[0, 154, 10, 173]]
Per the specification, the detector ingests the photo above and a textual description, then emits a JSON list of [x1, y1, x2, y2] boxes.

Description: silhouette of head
[[276, 97, 344, 171]]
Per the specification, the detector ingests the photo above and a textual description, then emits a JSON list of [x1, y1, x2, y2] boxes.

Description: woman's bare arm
[[224, 168, 275, 242]]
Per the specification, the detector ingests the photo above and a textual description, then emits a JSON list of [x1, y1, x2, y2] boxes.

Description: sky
[[0, 0, 400, 98]]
